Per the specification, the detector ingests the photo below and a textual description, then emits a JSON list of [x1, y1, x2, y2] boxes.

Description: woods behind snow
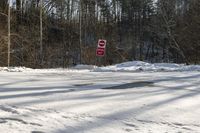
[[0, 0, 200, 68]]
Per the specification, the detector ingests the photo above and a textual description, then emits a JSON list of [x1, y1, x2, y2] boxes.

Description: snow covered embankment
[[76, 61, 200, 72], [0, 67, 32, 72], [1, 61, 200, 72]]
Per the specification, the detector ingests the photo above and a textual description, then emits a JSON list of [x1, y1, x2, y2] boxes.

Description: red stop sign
[[96, 48, 105, 56], [96, 39, 107, 57], [98, 40, 106, 48]]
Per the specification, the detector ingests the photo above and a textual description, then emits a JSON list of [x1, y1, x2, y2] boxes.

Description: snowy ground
[[0, 61, 200, 133], [0, 69, 200, 133], [1, 61, 200, 73]]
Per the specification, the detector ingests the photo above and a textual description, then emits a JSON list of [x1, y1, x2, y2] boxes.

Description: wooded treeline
[[0, 0, 200, 68]]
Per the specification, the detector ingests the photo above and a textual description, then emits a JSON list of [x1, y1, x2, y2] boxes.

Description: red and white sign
[[96, 39, 107, 57], [96, 48, 105, 56]]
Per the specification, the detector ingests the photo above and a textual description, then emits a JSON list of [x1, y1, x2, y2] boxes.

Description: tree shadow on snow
[[51, 74, 200, 133], [1, 72, 200, 133], [102, 81, 154, 90]]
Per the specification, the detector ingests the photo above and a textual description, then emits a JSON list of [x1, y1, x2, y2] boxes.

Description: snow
[[0, 62, 200, 133], [0, 67, 32, 72], [1, 61, 200, 72], [74, 65, 97, 70], [93, 61, 200, 72]]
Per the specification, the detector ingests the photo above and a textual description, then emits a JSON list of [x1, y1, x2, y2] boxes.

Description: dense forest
[[0, 0, 200, 68]]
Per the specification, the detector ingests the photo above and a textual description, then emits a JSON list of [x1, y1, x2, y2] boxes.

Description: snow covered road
[[0, 70, 200, 133]]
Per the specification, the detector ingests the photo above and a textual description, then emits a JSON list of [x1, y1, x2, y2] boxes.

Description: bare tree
[[8, 0, 11, 67], [40, 0, 43, 65]]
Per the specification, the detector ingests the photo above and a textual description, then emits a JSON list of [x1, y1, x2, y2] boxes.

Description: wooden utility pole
[[8, 0, 11, 67], [40, 0, 43, 65]]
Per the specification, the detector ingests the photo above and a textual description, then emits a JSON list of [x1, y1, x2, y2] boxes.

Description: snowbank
[[0, 67, 88, 73], [1, 61, 200, 72], [73, 64, 97, 70], [93, 61, 200, 72], [0, 67, 32, 72]]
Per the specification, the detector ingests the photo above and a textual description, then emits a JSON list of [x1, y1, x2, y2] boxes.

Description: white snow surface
[[93, 61, 200, 72], [1, 61, 200, 72], [0, 66, 200, 133]]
